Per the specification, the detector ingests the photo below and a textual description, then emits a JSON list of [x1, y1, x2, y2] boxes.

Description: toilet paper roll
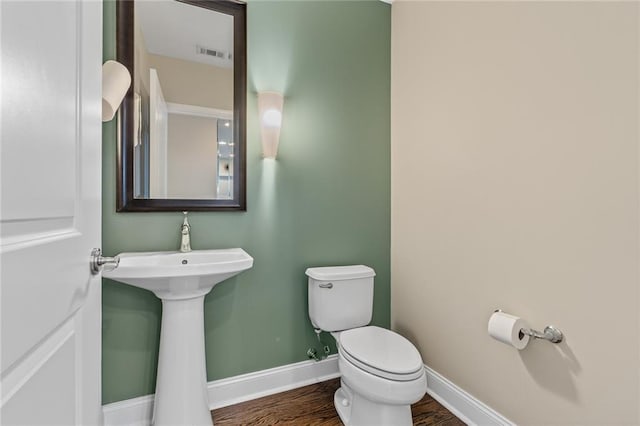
[[488, 311, 530, 350]]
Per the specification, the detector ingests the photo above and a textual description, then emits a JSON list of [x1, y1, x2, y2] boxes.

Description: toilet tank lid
[[305, 265, 375, 281]]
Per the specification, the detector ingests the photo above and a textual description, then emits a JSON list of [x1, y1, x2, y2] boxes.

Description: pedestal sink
[[103, 248, 253, 426]]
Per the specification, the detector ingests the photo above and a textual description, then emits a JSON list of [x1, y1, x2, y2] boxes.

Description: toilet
[[306, 265, 427, 426]]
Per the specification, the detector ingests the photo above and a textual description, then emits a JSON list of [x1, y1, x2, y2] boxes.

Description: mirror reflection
[[132, 1, 235, 200]]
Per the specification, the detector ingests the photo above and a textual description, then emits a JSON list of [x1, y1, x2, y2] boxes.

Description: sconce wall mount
[[102, 60, 131, 122]]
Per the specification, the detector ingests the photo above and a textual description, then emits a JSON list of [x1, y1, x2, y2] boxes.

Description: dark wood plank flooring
[[211, 378, 465, 426]]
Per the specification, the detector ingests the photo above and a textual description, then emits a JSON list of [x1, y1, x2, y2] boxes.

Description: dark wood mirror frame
[[116, 0, 247, 212]]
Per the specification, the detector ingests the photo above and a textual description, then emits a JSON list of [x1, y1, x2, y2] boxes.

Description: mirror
[[116, 0, 246, 211]]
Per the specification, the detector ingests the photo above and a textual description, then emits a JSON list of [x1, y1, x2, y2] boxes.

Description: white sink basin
[[104, 248, 253, 299], [103, 248, 253, 426]]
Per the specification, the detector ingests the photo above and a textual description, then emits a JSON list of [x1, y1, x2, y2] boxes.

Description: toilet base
[[334, 386, 352, 425], [333, 380, 413, 426]]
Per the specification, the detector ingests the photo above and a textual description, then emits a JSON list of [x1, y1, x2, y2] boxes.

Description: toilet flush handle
[[319, 282, 333, 289]]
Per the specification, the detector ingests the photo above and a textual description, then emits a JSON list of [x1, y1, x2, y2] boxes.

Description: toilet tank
[[306, 265, 375, 332]]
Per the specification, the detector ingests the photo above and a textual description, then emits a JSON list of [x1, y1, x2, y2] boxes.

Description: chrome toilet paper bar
[[493, 309, 564, 345], [519, 326, 563, 344]]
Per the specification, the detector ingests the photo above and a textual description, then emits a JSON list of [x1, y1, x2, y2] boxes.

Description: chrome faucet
[[180, 211, 191, 253]]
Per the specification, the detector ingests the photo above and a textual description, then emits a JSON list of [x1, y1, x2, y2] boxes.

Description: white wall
[[391, 2, 639, 424], [148, 53, 233, 110], [167, 114, 218, 199]]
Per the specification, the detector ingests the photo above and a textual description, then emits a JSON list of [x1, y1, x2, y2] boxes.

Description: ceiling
[[136, 1, 234, 69]]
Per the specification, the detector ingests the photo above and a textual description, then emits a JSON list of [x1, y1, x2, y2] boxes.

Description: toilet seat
[[338, 326, 424, 381]]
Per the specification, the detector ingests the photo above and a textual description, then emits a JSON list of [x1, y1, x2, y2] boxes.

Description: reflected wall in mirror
[[117, 0, 246, 211]]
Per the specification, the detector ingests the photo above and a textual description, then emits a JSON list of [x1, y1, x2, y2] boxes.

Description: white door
[[149, 68, 168, 198], [1, 1, 102, 425]]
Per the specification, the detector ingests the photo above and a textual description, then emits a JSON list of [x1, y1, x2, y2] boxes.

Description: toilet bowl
[[306, 265, 427, 426], [332, 326, 427, 426]]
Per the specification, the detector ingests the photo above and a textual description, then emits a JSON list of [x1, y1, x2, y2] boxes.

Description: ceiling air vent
[[196, 45, 232, 60]]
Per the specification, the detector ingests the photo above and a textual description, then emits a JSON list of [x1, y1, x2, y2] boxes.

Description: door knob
[[90, 248, 120, 275]]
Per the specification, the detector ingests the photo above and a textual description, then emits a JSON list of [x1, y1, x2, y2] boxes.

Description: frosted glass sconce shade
[[258, 91, 284, 159], [102, 60, 131, 122]]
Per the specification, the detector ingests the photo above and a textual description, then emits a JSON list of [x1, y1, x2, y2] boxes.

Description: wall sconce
[[102, 60, 131, 122], [258, 91, 284, 159]]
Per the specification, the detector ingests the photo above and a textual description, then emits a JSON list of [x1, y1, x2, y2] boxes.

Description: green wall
[[102, 0, 391, 404]]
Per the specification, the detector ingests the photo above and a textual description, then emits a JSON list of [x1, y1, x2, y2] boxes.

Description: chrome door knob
[[90, 248, 120, 275]]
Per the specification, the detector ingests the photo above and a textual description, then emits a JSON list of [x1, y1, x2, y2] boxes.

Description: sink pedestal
[[153, 293, 212, 426]]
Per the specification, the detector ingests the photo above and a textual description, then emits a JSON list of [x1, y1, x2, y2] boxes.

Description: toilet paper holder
[[519, 326, 563, 343], [495, 310, 563, 344]]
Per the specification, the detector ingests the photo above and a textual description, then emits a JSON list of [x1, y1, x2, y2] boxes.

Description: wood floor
[[211, 378, 465, 426]]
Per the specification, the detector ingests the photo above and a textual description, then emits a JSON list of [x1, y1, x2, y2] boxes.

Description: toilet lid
[[338, 326, 424, 381]]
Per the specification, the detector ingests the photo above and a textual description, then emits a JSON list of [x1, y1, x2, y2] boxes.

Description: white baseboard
[[102, 355, 339, 426], [424, 365, 514, 426], [103, 356, 512, 426], [207, 354, 339, 409], [102, 394, 153, 426]]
